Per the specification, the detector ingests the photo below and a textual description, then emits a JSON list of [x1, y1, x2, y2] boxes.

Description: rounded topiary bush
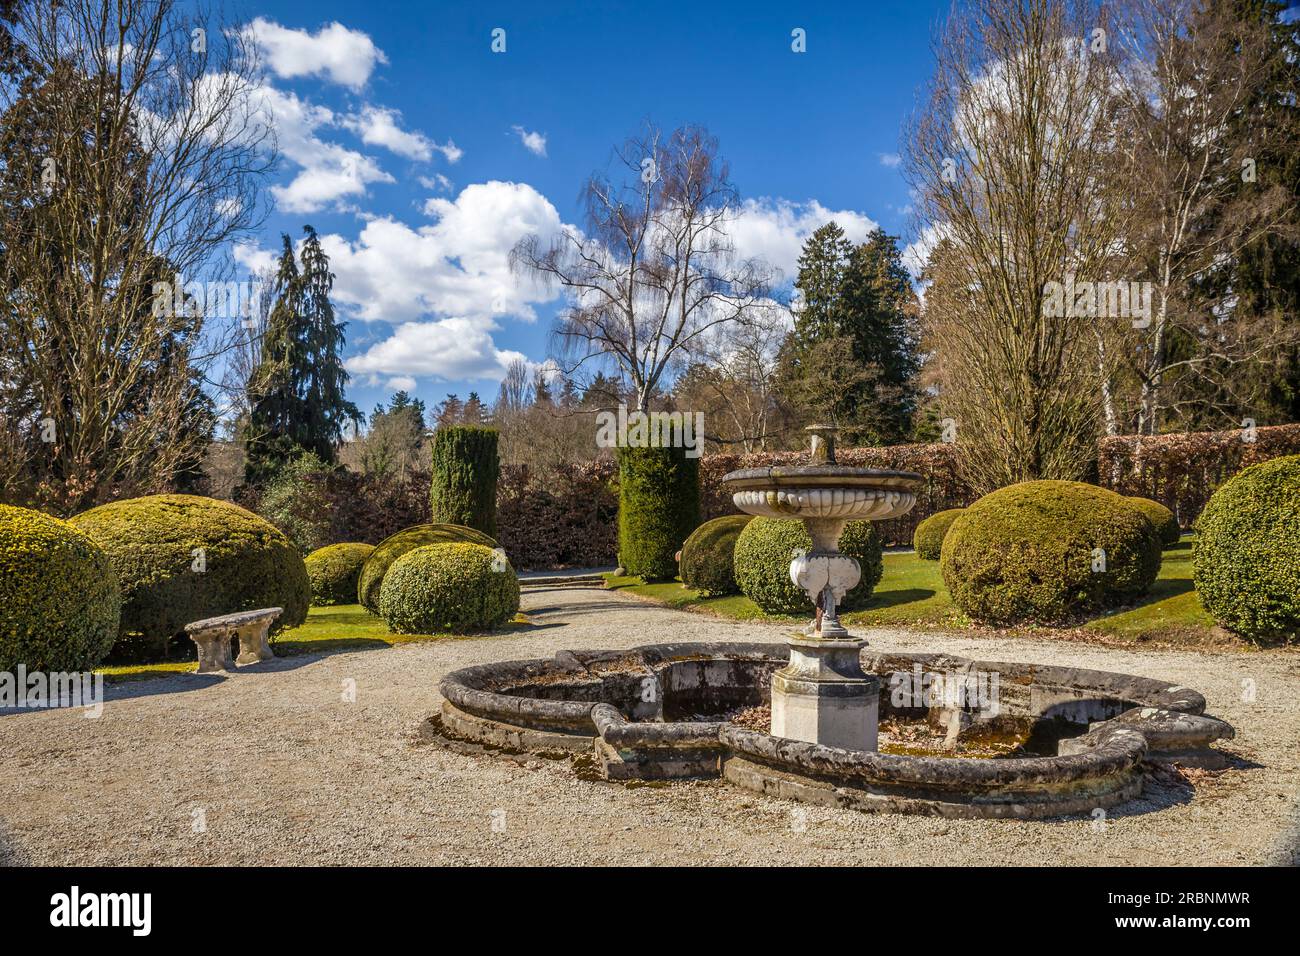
[[940, 480, 1161, 625], [357, 523, 498, 613], [733, 517, 884, 615], [0, 504, 121, 671], [617, 445, 700, 583], [70, 494, 310, 659], [913, 508, 965, 560], [305, 543, 375, 606], [1127, 497, 1181, 547], [1193, 455, 1300, 645], [378, 542, 520, 634], [680, 515, 753, 595]]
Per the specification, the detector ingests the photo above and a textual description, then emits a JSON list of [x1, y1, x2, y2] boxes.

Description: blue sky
[[232, 0, 950, 417]]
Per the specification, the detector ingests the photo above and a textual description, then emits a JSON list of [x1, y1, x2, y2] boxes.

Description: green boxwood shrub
[[733, 517, 884, 615], [305, 543, 375, 606], [430, 426, 500, 537], [913, 508, 965, 560], [618, 445, 700, 583], [1126, 496, 1181, 547], [0, 504, 121, 671], [680, 515, 752, 595], [940, 480, 1161, 625], [1193, 455, 1300, 645], [357, 522, 498, 613], [378, 542, 520, 633], [70, 494, 310, 659]]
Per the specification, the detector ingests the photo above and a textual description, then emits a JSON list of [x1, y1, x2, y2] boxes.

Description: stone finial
[[805, 423, 838, 465]]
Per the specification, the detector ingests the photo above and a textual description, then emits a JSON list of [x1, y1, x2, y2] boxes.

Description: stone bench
[[184, 608, 283, 673]]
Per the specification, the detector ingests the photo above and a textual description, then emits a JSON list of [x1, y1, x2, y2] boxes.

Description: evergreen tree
[[244, 227, 359, 484], [1198, 0, 1300, 426], [790, 222, 853, 349], [360, 391, 427, 478], [779, 224, 921, 444], [434, 394, 464, 426], [463, 391, 485, 424]]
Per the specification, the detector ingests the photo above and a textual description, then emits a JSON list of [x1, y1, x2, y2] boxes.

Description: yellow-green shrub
[[306, 543, 374, 606], [1126, 497, 1181, 547], [1193, 455, 1300, 645], [941, 481, 1161, 625], [357, 523, 498, 613], [0, 504, 121, 671], [378, 542, 519, 633], [71, 494, 309, 659], [680, 515, 752, 595], [913, 508, 965, 560], [733, 518, 883, 615]]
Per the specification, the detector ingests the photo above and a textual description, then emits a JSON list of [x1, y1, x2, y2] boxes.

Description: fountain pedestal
[[721, 423, 921, 754], [771, 637, 879, 751]]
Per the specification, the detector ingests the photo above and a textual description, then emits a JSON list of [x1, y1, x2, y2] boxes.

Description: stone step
[[520, 575, 609, 589]]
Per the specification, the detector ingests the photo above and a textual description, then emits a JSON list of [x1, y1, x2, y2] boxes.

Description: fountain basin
[[436, 643, 1235, 818], [723, 466, 921, 522]]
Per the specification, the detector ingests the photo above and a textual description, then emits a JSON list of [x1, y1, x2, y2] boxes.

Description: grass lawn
[[606, 538, 1240, 649], [97, 604, 534, 682]]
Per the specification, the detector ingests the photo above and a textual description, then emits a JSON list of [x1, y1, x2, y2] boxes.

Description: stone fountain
[[433, 421, 1237, 816], [719, 425, 920, 751]]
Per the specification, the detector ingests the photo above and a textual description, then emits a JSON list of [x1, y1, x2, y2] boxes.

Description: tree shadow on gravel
[[0, 820, 31, 866]]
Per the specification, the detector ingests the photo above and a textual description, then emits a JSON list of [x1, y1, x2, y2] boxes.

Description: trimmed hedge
[[733, 517, 884, 615], [1193, 455, 1300, 645], [941, 480, 1161, 625], [430, 426, 500, 537], [913, 508, 965, 560], [680, 515, 752, 595], [357, 522, 498, 613], [0, 504, 121, 671], [1127, 497, 1181, 547], [305, 542, 374, 606], [618, 445, 700, 583], [378, 542, 520, 633], [70, 494, 310, 659]]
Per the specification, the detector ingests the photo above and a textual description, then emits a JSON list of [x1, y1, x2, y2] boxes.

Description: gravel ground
[[1, 586, 1297, 866]]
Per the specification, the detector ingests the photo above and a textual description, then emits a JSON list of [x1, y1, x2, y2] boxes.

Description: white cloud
[[418, 173, 454, 193], [511, 125, 547, 157], [901, 222, 952, 279], [232, 181, 574, 384], [435, 141, 463, 163], [350, 318, 528, 384], [342, 106, 438, 161], [879, 152, 902, 168], [386, 375, 418, 392], [244, 18, 387, 90], [233, 241, 278, 277], [251, 86, 392, 213], [729, 199, 879, 281]]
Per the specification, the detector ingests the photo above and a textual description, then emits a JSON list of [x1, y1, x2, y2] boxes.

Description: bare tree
[[904, 0, 1123, 492], [218, 264, 275, 433], [511, 123, 774, 414], [494, 357, 533, 414], [675, 301, 795, 452], [1109, 0, 1299, 433], [0, 0, 274, 511]]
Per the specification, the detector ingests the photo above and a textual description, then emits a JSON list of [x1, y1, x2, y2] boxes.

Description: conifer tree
[[244, 227, 359, 483]]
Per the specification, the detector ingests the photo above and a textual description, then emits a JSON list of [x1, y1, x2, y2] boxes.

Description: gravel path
[[1, 587, 1297, 866]]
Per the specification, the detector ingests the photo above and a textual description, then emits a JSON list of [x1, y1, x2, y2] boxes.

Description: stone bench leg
[[191, 628, 235, 673], [235, 622, 275, 665]]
